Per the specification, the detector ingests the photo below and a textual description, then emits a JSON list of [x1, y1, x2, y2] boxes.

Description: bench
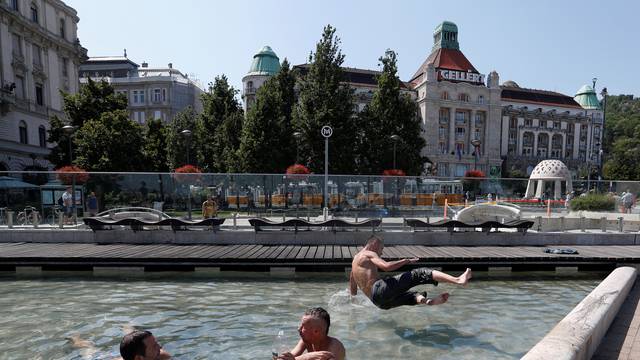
[[248, 218, 381, 233], [405, 218, 533, 234], [83, 217, 226, 232]]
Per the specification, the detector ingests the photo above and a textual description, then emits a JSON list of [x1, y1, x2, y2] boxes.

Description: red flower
[[56, 166, 89, 184], [172, 165, 202, 183], [382, 169, 406, 177], [464, 170, 485, 178], [286, 164, 311, 180]]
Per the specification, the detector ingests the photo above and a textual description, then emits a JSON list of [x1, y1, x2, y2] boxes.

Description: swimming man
[[350, 235, 472, 309]]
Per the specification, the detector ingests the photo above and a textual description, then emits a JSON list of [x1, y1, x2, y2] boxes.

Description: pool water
[[0, 271, 604, 359]]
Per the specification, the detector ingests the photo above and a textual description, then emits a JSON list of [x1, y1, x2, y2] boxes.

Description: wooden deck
[[1, 243, 640, 270]]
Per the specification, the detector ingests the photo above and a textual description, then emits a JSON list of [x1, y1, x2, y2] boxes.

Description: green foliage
[[569, 193, 615, 211], [292, 25, 357, 174], [142, 119, 169, 172], [48, 78, 127, 168], [197, 75, 244, 172], [239, 59, 297, 173], [601, 95, 640, 180], [356, 49, 427, 175], [73, 110, 145, 172], [166, 106, 198, 170]]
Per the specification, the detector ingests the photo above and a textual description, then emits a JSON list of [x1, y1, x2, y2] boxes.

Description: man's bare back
[[350, 249, 384, 298]]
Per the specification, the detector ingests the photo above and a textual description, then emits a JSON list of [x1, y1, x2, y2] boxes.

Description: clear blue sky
[[65, 0, 638, 98]]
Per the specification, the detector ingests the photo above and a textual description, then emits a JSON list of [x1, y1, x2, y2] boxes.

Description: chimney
[[168, 63, 172, 69], [141, 61, 148, 68]]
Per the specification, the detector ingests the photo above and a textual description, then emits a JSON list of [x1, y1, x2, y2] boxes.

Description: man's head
[[66, 186, 72, 192], [364, 235, 383, 255], [298, 307, 331, 343], [120, 330, 161, 360]]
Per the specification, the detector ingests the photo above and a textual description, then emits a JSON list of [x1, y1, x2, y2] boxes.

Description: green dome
[[574, 84, 601, 110], [248, 46, 280, 76]]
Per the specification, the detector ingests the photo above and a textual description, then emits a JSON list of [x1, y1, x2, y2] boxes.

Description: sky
[[65, 0, 638, 98]]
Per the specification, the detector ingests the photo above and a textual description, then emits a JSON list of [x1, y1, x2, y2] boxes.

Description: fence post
[[59, 212, 64, 229], [32, 211, 39, 229], [7, 211, 13, 229], [536, 216, 542, 232], [580, 216, 586, 232], [600, 217, 607, 232], [233, 213, 237, 230], [560, 216, 565, 232], [618, 217, 624, 233], [355, 212, 358, 223]]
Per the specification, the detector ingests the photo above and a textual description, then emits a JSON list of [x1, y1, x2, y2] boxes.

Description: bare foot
[[458, 268, 472, 286], [424, 292, 449, 305]]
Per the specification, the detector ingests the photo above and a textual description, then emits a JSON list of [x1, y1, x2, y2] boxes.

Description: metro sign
[[439, 69, 485, 84]]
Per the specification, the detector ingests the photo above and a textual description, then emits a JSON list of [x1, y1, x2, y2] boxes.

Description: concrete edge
[[522, 266, 638, 360]]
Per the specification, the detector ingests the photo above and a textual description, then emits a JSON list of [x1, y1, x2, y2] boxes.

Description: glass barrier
[[0, 171, 638, 225]]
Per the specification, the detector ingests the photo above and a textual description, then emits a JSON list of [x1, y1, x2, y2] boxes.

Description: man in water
[[350, 235, 472, 309], [119, 330, 171, 360], [277, 307, 345, 360]]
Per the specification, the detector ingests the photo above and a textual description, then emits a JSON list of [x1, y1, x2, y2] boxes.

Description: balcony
[[243, 87, 256, 96], [439, 118, 449, 125]]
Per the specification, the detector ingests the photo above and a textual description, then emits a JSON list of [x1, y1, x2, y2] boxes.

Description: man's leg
[[431, 268, 472, 286]]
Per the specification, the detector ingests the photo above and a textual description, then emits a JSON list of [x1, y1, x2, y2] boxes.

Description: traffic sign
[[321, 125, 333, 138]]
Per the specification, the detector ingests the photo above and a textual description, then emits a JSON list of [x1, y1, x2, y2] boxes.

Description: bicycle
[[45, 205, 63, 226], [16, 206, 41, 226]]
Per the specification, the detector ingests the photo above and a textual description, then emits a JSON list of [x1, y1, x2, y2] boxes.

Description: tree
[[600, 95, 640, 180], [239, 59, 297, 173], [48, 78, 127, 168], [356, 49, 427, 175], [142, 119, 170, 172], [166, 106, 199, 170], [603, 136, 640, 180], [197, 75, 244, 172], [292, 25, 357, 174], [73, 110, 145, 172]]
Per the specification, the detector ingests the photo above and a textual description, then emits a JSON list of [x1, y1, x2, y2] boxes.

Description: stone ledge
[[522, 266, 638, 360]]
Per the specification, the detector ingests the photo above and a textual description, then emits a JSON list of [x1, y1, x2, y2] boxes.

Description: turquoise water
[[0, 271, 604, 359]]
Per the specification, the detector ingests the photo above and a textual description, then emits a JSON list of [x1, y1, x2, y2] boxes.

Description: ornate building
[[241, 46, 280, 114], [79, 55, 204, 124], [0, 0, 87, 171]]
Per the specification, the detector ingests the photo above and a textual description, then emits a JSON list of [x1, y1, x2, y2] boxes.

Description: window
[[35, 84, 43, 106], [438, 126, 447, 139], [19, 121, 28, 144], [162, 88, 167, 102], [455, 164, 468, 177], [12, 33, 22, 57], [134, 111, 146, 124], [59, 18, 66, 39], [30, 4, 38, 23], [455, 111, 466, 124], [154, 110, 161, 119], [477, 95, 484, 104], [568, 123, 574, 133], [524, 119, 532, 127], [539, 120, 547, 128], [32, 44, 41, 66], [38, 126, 46, 147], [14, 76, 25, 98], [474, 112, 484, 126], [439, 108, 450, 123], [61, 57, 68, 77], [132, 90, 145, 104], [439, 142, 447, 154], [441, 91, 449, 100], [509, 117, 517, 128], [11, 0, 19, 11], [457, 93, 469, 102], [474, 128, 481, 140], [553, 121, 560, 129], [153, 88, 161, 103], [455, 127, 465, 140]]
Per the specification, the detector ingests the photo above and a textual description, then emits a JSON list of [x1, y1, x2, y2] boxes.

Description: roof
[[529, 160, 571, 180], [411, 48, 479, 83], [83, 56, 139, 67], [294, 64, 410, 89], [501, 86, 583, 108], [433, 21, 458, 35], [574, 85, 601, 110], [247, 46, 281, 76]]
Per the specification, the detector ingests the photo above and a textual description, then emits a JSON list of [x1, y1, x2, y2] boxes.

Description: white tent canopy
[[525, 160, 572, 200]]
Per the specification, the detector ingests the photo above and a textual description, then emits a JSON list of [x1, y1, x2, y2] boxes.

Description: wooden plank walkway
[[1, 243, 640, 268]]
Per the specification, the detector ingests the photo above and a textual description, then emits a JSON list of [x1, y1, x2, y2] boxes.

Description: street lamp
[[293, 131, 302, 163], [599, 87, 608, 184], [471, 139, 482, 170], [390, 134, 401, 169], [180, 129, 192, 165], [62, 125, 76, 225], [180, 129, 192, 219]]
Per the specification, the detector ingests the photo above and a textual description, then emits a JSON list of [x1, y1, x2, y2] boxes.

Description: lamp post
[[390, 134, 401, 169], [181, 129, 192, 219], [62, 125, 76, 225], [321, 125, 333, 219], [599, 87, 608, 185], [293, 131, 302, 163], [471, 139, 482, 170]]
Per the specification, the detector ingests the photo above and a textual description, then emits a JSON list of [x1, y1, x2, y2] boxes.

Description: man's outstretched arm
[[370, 256, 418, 272], [349, 271, 357, 295]]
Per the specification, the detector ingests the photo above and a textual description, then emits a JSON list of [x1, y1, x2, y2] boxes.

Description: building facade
[[241, 46, 280, 114], [79, 56, 203, 124], [0, 0, 86, 171]]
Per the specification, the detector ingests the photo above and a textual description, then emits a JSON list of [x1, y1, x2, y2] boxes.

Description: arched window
[[19, 121, 28, 144], [39, 126, 46, 147], [30, 3, 38, 23], [457, 93, 469, 102], [477, 95, 484, 104], [441, 91, 449, 100]]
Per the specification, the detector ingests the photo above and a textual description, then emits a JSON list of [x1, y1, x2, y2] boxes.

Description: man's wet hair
[[304, 307, 331, 335], [366, 235, 383, 247], [120, 330, 152, 360]]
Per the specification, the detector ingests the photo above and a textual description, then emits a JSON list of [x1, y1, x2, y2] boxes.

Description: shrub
[[570, 193, 615, 211], [382, 169, 405, 177], [172, 165, 202, 183], [56, 165, 89, 184], [286, 164, 311, 180]]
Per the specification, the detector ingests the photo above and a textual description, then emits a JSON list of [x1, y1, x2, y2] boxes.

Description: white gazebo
[[525, 160, 573, 200]]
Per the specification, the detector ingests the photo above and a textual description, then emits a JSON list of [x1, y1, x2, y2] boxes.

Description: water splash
[[327, 289, 373, 312]]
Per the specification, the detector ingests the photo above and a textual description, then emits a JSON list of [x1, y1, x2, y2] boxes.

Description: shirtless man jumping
[[350, 235, 472, 310]]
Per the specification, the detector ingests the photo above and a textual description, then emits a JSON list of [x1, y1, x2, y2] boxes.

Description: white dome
[[529, 160, 571, 180]]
